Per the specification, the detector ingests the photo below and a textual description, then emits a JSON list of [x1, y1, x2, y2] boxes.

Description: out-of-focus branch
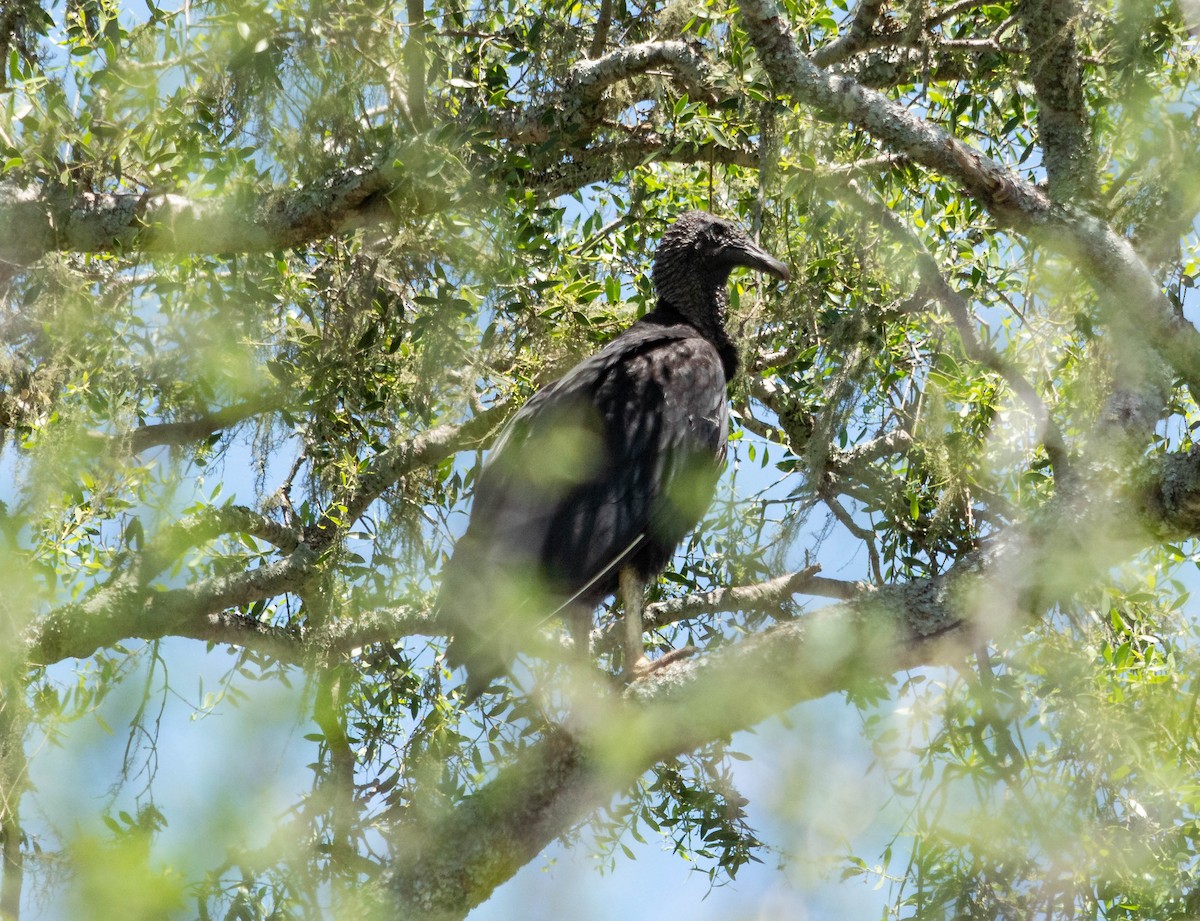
[[382, 441, 1200, 921]]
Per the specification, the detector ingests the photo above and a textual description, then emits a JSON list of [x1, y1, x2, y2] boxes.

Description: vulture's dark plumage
[[440, 211, 789, 696]]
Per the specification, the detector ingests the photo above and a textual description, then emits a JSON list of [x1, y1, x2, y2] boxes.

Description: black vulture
[[440, 211, 790, 696]]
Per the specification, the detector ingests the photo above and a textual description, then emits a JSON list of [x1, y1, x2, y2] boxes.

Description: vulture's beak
[[722, 238, 791, 282]]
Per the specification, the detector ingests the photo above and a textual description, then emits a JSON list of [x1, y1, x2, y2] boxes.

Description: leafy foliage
[[3, 0, 1200, 918]]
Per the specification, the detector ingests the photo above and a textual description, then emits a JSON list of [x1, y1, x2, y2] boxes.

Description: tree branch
[[27, 546, 317, 665], [736, 0, 1200, 393], [589, 0, 615, 58], [811, 0, 888, 67], [94, 391, 285, 456], [24, 407, 514, 667], [491, 40, 716, 146], [1017, 0, 1096, 202], [527, 135, 757, 199], [404, 0, 430, 128], [142, 505, 302, 578], [0, 167, 401, 264], [0, 684, 27, 921]]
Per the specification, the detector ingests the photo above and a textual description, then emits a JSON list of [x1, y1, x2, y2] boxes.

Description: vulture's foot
[[624, 645, 699, 682]]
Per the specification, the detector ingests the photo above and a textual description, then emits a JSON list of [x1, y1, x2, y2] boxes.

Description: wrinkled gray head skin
[[651, 211, 790, 337]]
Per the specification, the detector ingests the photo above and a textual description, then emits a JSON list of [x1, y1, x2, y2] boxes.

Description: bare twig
[[812, 0, 888, 67]]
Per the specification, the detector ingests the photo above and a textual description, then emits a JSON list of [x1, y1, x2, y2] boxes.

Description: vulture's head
[[652, 211, 790, 333]]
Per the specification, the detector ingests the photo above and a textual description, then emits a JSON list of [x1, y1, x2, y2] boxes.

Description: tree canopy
[[4, 0, 1200, 918]]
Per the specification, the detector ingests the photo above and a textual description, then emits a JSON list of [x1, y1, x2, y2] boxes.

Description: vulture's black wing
[[439, 313, 729, 694]]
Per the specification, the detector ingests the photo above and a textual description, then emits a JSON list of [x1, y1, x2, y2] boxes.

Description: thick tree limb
[[1018, 0, 1096, 202], [383, 442, 1200, 919], [835, 46, 977, 89], [829, 429, 914, 469], [0, 167, 397, 264]]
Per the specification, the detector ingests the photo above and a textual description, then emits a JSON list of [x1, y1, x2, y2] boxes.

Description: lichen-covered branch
[[1017, 0, 1096, 202], [0, 167, 397, 264], [735, 0, 1200, 391]]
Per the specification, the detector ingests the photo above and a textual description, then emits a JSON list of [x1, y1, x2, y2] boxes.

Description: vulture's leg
[[566, 604, 592, 661], [619, 567, 650, 678]]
